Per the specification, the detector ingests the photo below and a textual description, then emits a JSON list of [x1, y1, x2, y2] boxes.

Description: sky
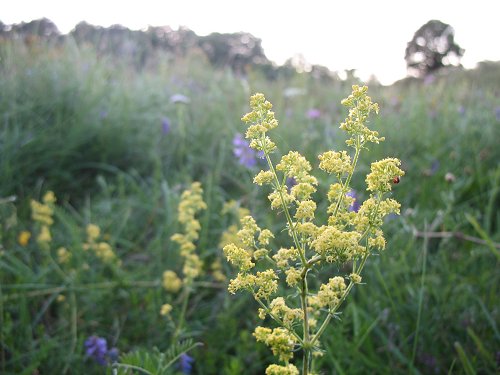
[[3, 0, 500, 85]]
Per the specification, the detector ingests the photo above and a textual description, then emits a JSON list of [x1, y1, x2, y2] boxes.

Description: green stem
[[331, 136, 362, 218], [310, 253, 369, 347], [172, 284, 191, 344], [300, 270, 311, 375], [62, 292, 77, 374], [262, 148, 306, 266], [255, 298, 304, 344]]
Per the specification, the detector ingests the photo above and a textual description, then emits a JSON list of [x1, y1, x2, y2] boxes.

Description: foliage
[[0, 36, 499, 374], [405, 19, 464, 77]]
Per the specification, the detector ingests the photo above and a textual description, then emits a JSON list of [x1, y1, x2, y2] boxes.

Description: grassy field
[[0, 37, 499, 374]]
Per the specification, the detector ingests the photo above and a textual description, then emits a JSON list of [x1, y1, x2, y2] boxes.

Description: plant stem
[[301, 269, 311, 375], [262, 148, 306, 266], [310, 253, 369, 347], [172, 284, 191, 344]]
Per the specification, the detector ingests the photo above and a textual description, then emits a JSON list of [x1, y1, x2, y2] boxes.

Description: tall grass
[[1, 37, 499, 374]]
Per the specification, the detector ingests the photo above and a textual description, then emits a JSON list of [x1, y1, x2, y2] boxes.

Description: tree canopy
[[405, 20, 464, 77]]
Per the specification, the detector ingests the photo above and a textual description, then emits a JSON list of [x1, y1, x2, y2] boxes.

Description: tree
[[405, 20, 464, 77]]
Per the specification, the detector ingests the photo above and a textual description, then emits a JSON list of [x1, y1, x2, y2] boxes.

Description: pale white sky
[[3, 0, 500, 84]]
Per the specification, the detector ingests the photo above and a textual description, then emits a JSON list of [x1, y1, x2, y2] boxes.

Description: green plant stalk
[[310, 251, 369, 347], [260, 136, 306, 266], [255, 298, 303, 344], [171, 284, 191, 344], [411, 226, 428, 368], [62, 291, 77, 375]]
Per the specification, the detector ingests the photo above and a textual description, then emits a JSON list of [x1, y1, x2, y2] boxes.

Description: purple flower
[[286, 177, 297, 192], [232, 133, 263, 169], [306, 108, 321, 119], [495, 106, 500, 121], [84, 336, 108, 365], [161, 117, 171, 135], [346, 189, 360, 212], [108, 347, 119, 362], [178, 353, 194, 374]]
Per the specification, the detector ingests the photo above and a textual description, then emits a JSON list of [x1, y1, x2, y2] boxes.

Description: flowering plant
[[223, 86, 404, 374]]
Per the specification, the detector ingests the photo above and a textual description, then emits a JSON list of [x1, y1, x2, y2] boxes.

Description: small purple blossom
[[306, 108, 321, 119], [346, 189, 360, 212], [232, 133, 263, 169], [84, 336, 119, 365], [84, 336, 108, 365], [286, 177, 297, 192], [457, 105, 465, 116], [161, 117, 171, 135], [178, 353, 194, 374]]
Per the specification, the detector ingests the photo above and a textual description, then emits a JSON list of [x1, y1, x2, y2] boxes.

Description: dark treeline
[[0, 17, 339, 81]]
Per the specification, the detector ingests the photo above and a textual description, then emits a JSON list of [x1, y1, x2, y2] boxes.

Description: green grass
[[1, 37, 499, 374]]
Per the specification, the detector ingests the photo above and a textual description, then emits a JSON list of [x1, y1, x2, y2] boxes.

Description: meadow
[[0, 36, 499, 374]]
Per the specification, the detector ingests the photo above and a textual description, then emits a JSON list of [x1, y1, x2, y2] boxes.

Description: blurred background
[[1, 1, 499, 374]]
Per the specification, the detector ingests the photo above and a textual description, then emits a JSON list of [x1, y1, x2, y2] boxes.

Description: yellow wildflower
[[18, 231, 31, 246], [160, 303, 173, 316], [37, 225, 52, 244], [162, 270, 182, 293]]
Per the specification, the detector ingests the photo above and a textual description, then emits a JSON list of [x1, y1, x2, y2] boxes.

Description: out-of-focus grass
[[0, 37, 499, 374]]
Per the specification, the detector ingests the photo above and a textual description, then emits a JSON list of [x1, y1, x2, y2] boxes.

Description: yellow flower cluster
[[242, 93, 279, 154], [317, 276, 347, 308], [227, 269, 278, 300], [268, 297, 303, 327], [254, 326, 297, 363], [169, 182, 207, 282], [162, 270, 182, 293], [366, 158, 405, 193], [318, 150, 352, 176], [224, 87, 404, 372], [160, 182, 207, 315], [83, 223, 118, 264], [30, 191, 56, 245], [265, 363, 299, 375], [18, 230, 31, 246], [311, 226, 365, 263], [339, 85, 384, 147], [160, 303, 173, 316]]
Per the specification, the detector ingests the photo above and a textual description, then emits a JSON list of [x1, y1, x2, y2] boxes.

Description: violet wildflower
[[84, 335, 108, 365], [233, 133, 262, 168], [495, 106, 500, 121], [161, 117, 171, 135], [178, 353, 194, 374], [306, 108, 321, 119], [108, 347, 119, 362], [346, 189, 360, 212], [286, 177, 297, 192]]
